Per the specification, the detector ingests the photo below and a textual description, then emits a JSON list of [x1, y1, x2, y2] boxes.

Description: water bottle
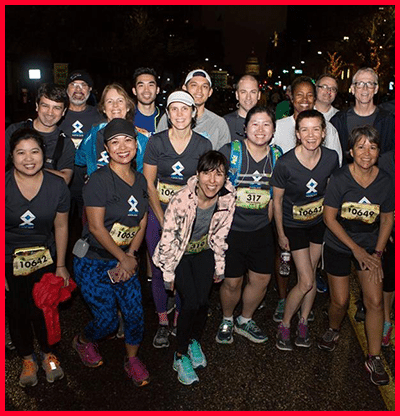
[[279, 250, 291, 276]]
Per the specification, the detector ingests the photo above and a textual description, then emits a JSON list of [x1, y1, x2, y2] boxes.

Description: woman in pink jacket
[[153, 150, 236, 386]]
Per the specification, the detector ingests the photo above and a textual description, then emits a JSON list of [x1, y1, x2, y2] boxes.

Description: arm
[[45, 168, 73, 185], [272, 186, 290, 251], [143, 163, 165, 227], [53, 211, 70, 286], [86, 206, 137, 276], [325, 124, 343, 167]]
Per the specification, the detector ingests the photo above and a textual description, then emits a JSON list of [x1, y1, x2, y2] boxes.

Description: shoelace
[[126, 357, 148, 379], [247, 320, 261, 333], [279, 324, 290, 340], [190, 341, 202, 359], [371, 357, 385, 374], [22, 360, 37, 376], [181, 356, 196, 375], [298, 322, 308, 338], [158, 326, 169, 338], [323, 329, 338, 342], [221, 321, 233, 332], [43, 354, 60, 370]]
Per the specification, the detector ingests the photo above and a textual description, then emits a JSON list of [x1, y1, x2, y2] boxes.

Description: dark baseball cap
[[67, 70, 93, 88], [103, 118, 137, 142]]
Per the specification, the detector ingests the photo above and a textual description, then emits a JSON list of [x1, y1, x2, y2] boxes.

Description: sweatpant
[[5, 262, 54, 357], [73, 256, 144, 346], [146, 206, 181, 314], [174, 249, 215, 355]]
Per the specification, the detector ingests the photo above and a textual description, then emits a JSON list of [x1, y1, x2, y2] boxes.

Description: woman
[[143, 90, 212, 349], [318, 126, 394, 386], [75, 83, 148, 175], [153, 151, 236, 385], [216, 106, 282, 344], [271, 109, 339, 350], [72, 118, 150, 387], [5, 128, 70, 387]]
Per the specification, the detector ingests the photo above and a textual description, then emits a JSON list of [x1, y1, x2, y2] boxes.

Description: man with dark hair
[[5, 83, 75, 184], [331, 67, 395, 163], [132, 67, 163, 137], [223, 75, 260, 141], [156, 69, 231, 149], [314, 73, 339, 121]]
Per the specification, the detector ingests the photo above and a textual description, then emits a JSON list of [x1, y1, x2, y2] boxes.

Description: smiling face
[[12, 138, 44, 176], [236, 78, 261, 115], [245, 111, 275, 147], [292, 82, 315, 117], [104, 135, 137, 165], [351, 70, 379, 106], [197, 166, 226, 201], [167, 102, 194, 130], [35, 96, 66, 130], [132, 74, 159, 105], [103, 89, 128, 121], [316, 76, 338, 106], [183, 76, 212, 107], [295, 116, 325, 151], [350, 136, 379, 170], [67, 80, 91, 106]]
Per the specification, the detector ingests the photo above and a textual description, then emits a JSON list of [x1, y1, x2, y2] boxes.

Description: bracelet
[[373, 250, 383, 258], [56, 265, 66, 268]]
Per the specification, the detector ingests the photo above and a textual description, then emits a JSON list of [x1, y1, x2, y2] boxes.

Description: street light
[[343, 36, 349, 41], [29, 69, 41, 80], [301, 61, 305, 64], [317, 51, 322, 55], [205, 58, 209, 61]]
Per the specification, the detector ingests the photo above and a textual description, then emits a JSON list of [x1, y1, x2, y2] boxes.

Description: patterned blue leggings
[[73, 256, 144, 346]]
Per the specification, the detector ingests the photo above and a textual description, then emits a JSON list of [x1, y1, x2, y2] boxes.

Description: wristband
[[373, 250, 383, 258]]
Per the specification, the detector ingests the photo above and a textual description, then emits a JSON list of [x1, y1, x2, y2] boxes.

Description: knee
[[298, 276, 314, 294], [331, 295, 349, 310], [222, 279, 241, 293], [364, 294, 383, 313]]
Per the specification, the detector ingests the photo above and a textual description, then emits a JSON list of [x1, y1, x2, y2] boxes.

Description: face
[[350, 136, 379, 169], [235, 78, 261, 113], [12, 138, 43, 176], [168, 102, 194, 130], [35, 96, 66, 129], [316, 77, 338, 105], [132, 74, 159, 105], [105, 135, 137, 165], [67, 80, 91, 106], [197, 167, 226, 200], [291, 83, 315, 116], [295, 117, 325, 151], [104, 89, 128, 121], [245, 112, 275, 147], [183, 76, 212, 107], [351, 71, 379, 105]]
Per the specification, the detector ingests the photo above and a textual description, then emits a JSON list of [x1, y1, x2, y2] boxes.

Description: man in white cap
[[156, 69, 231, 150]]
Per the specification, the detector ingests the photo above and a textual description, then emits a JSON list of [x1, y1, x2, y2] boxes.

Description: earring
[[236, 102, 240, 109]]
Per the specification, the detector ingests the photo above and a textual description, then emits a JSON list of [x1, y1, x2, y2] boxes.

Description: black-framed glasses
[[317, 84, 338, 93], [353, 81, 377, 89]]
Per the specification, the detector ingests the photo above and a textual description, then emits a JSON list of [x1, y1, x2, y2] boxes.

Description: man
[[6, 83, 74, 184], [331, 67, 395, 162], [314, 73, 339, 121], [157, 69, 231, 150], [132, 67, 163, 137], [223, 75, 260, 141], [275, 85, 293, 120]]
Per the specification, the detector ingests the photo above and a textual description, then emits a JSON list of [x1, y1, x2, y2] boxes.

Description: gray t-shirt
[[346, 107, 378, 137]]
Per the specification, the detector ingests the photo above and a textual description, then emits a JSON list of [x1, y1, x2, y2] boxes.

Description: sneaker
[[215, 319, 234, 344], [297, 310, 315, 322], [153, 325, 170, 348], [365, 355, 390, 386], [124, 356, 150, 387], [41, 353, 64, 383], [273, 299, 286, 322], [354, 299, 365, 322], [234, 319, 268, 343], [72, 335, 103, 367], [317, 328, 339, 351], [382, 321, 393, 347], [316, 271, 328, 293], [295, 319, 312, 348], [5, 322, 16, 351], [276, 323, 293, 351], [170, 326, 177, 337], [173, 352, 199, 385], [257, 298, 268, 311], [19, 356, 38, 387], [188, 339, 207, 369]]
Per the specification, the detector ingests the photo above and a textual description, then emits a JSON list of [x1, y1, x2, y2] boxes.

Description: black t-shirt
[[220, 142, 276, 232], [270, 147, 339, 228], [323, 165, 395, 254], [346, 107, 378, 138], [5, 121, 75, 171], [5, 169, 70, 262], [223, 110, 246, 141], [143, 130, 212, 210], [82, 165, 148, 259]]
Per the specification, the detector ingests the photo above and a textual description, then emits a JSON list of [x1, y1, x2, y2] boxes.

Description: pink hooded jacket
[[153, 175, 236, 283]]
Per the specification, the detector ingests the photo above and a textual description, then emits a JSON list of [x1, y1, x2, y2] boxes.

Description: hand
[[352, 246, 381, 271], [368, 253, 384, 284], [56, 266, 70, 287], [164, 280, 174, 291], [278, 235, 290, 252], [213, 274, 224, 283], [119, 253, 138, 276]]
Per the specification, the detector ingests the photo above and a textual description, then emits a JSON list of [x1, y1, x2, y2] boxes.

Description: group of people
[[5, 65, 394, 389]]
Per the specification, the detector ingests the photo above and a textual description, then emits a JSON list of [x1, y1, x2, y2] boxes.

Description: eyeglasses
[[353, 81, 377, 89], [317, 84, 338, 93], [70, 82, 89, 90]]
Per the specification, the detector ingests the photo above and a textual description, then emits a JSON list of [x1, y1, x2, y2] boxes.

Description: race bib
[[109, 223, 140, 246], [293, 198, 324, 221], [13, 246, 53, 276], [236, 187, 271, 210], [185, 234, 209, 254], [341, 202, 380, 224], [157, 182, 182, 204]]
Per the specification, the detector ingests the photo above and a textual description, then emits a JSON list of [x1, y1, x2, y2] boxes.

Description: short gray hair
[[352, 67, 378, 84]]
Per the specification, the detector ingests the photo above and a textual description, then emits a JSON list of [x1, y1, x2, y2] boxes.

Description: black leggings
[[174, 249, 215, 355], [383, 235, 395, 292], [5, 263, 54, 357]]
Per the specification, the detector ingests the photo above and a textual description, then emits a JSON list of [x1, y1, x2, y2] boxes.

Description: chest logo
[[72, 120, 84, 135], [252, 170, 262, 182], [128, 195, 138, 216], [306, 178, 318, 197], [359, 197, 371, 204], [171, 161, 184, 178], [98, 151, 109, 165], [20, 210, 36, 229]]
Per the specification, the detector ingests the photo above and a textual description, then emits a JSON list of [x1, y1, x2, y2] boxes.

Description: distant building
[[245, 51, 260, 76]]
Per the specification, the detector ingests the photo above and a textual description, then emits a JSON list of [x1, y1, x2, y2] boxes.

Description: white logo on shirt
[[252, 170, 262, 182], [128, 195, 138, 216], [359, 197, 371, 204], [306, 178, 318, 197], [72, 120, 84, 135], [20, 210, 36, 229], [98, 151, 109, 165], [171, 161, 184, 178]]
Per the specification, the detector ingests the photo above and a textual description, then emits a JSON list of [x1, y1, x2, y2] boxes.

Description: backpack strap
[[228, 140, 242, 187], [46, 131, 66, 169], [268, 144, 283, 199]]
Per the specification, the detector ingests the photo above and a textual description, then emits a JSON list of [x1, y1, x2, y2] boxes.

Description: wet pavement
[[5, 268, 395, 411]]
